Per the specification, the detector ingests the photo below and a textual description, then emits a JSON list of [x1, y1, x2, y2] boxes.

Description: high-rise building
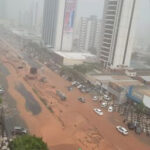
[[99, 0, 136, 68], [42, 0, 77, 51], [78, 17, 88, 51], [78, 16, 101, 53], [94, 21, 101, 52], [31, 0, 44, 35]]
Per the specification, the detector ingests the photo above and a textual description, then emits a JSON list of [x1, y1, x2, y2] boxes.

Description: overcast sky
[[5, 0, 150, 44], [77, 0, 104, 18]]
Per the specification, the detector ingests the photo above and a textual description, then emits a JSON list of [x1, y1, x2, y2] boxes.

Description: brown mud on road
[[0, 39, 150, 150]]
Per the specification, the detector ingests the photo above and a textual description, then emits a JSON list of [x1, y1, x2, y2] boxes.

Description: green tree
[[0, 97, 3, 104], [9, 135, 48, 150], [136, 102, 146, 114]]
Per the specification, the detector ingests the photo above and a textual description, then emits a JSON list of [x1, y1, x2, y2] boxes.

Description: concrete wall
[[113, 0, 136, 67], [55, 0, 66, 50], [107, 83, 128, 104], [63, 58, 84, 66], [51, 52, 64, 65]]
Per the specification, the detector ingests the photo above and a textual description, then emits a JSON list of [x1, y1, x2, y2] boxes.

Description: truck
[[56, 90, 66, 101]]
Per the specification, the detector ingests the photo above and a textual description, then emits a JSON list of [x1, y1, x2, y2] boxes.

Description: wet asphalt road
[[0, 63, 26, 137], [15, 83, 41, 115]]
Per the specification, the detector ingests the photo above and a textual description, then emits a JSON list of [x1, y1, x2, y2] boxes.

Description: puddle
[[15, 83, 41, 115], [0, 63, 10, 88]]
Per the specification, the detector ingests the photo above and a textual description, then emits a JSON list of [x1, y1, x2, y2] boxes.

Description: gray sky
[[77, 0, 104, 18], [134, 0, 150, 44], [5, 0, 150, 44]]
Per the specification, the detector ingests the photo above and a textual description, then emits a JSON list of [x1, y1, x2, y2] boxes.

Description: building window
[[105, 30, 113, 34], [101, 47, 110, 52], [104, 34, 112, 38], [101, 51, 109, 56], [100, 56, 109, 61], [105, 25, 114, 30], [103, 39, 111, 43], [106, 15, 115, 20], [103, 43, 111, 48], [108, 1, 117, 5], [106, 11, 116, 15], [108, 6, 117, 10], [105, 20, 114, 25]]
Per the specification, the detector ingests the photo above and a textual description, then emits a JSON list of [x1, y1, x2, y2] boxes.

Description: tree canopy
[[9, 135, 48, 150]]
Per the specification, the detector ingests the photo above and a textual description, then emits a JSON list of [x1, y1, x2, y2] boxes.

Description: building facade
[[99, 0, 136, 68], [78, 17, 88, 51], [42, 0, 60, 48], [42, 0, 77, 51], [78, 16, 101, 53]]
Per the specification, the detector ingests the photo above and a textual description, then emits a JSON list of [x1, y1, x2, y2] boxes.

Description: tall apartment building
[[94, 21, 101, 52], [31, 0, 44, 35], [42, 0, 77, 51], [100, 0, 136, 68], [78, 16, 101, 53], [78, 17, 88, 51]]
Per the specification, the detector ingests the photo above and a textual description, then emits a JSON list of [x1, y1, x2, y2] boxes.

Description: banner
[[64, 0, 77, 33]]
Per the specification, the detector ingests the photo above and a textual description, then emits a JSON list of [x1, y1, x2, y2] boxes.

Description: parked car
[[77, 84, 83, 89], [127, 122, 135, 130], [12, 126, 27, 135], [93, 108, 103, 115], [0, 88, 5, 94], [78, 97, 86, 103], [72, 81, 77, 86], [72, 81, 80, 86], [56, 90, 66, 101], [85, 88, 91, 93], [67, 86, 73, 91], [108, 106, 113, 112], [92, 96, 98, 101], [104, 95, 110, 101], [101, 102, 107, 107], [135, 126, 142, 135], [80, 88, 86, 93], [104, 95, 110, 100], [116, 126, 128, 135]]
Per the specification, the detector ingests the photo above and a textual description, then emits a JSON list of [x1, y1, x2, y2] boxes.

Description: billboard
[[64, 0, 77, 33]]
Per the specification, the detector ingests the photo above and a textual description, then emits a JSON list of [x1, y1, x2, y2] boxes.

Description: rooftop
[[140, 76, 150, 82], [54, 51, 96, 60], [135, 87, 150, 97], [112, 80, 143, 88], [87, 75, 132, 82]]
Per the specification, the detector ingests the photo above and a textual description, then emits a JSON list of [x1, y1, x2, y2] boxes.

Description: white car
[[0, 88, 5, 94], [72, 81, 77, 86], [92, 96, 98, 101], [93, 108, 103, 115], [104, 95, 110, 101], [77, 84, 83, 89], [108, 106, 113, 112], [12, 126, 28, 135], [101, 102, 107, 107], [116, 126, 128, 135]]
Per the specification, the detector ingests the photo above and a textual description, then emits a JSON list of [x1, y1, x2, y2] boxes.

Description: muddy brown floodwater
[[0, 38, 150, 150]]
